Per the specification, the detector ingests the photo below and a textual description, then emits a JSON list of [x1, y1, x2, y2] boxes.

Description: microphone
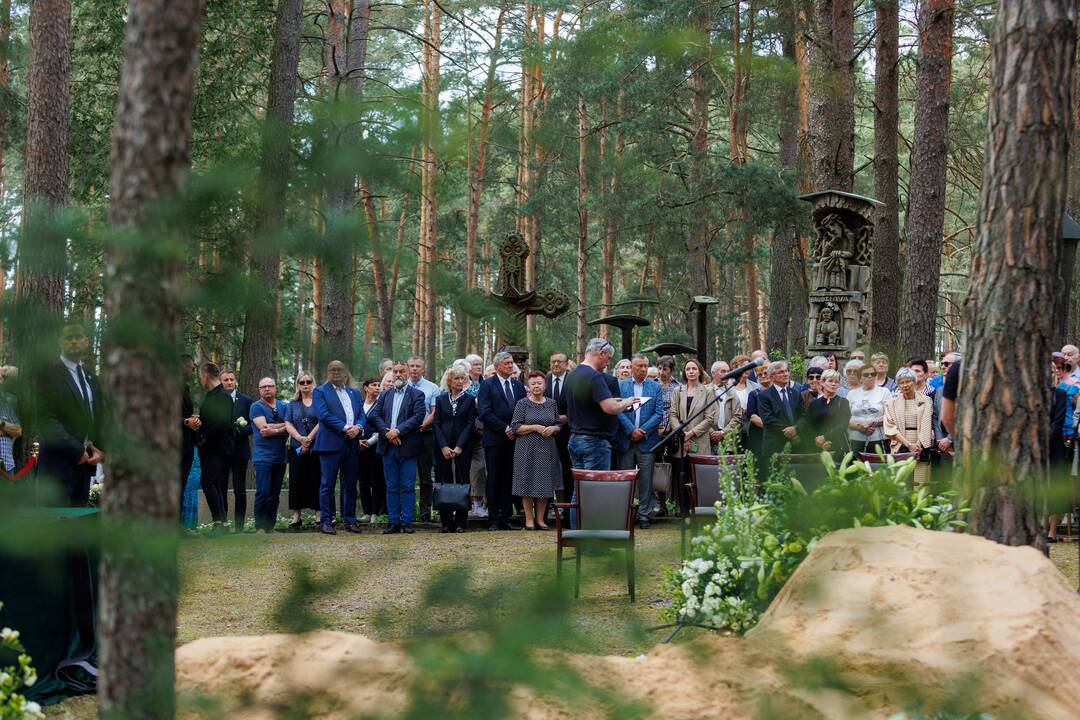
[[719, 357, 766, 381]]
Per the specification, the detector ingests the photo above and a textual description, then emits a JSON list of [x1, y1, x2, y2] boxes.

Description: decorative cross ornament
[[490, 232, 571, 362]]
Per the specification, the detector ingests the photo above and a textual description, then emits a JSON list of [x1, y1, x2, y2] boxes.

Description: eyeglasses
[[940, 361, 952, 368], [298, 380, 313, 385], [861, 372, 876, 378]]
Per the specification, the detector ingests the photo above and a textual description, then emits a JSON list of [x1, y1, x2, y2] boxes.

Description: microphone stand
[[647, 380, 740, 456]]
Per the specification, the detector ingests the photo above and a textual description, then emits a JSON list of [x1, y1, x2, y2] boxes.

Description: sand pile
[[176, 526, 1080, 719]]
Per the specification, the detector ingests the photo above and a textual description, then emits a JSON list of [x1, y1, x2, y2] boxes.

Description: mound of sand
[[176, 526, 1080, 719]]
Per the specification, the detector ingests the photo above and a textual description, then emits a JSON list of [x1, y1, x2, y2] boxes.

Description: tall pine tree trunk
[[576, 93, 589, 357], [685, 2, 713, 306], [465, 6, 505, 355], [238, 0, 303, 391], [871, 0, 901, 353], [16, 0, 70, 349], [900, 0, 955, 360], [359, 176, 392, 357], [807, 0, 854, 191], [98, 1, 205, 717], [960, 0, 1075, 549]]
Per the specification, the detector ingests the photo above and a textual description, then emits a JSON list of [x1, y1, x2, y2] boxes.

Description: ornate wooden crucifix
[[490, 232, 571, 363]]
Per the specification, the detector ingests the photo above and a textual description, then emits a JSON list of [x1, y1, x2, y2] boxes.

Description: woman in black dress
[[284, 371, 321, 528], [808, 369, 851, 459], [358, 377, 386, 521], [433, 367, 477, 532]]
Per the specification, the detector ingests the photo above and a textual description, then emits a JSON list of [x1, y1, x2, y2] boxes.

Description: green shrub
[[0, 604, 42, 719], [664, 453, 968, 632]]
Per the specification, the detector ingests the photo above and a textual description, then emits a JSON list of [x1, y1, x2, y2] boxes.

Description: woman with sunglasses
[[845, 361, 891, 456], [285, 371, 321, 528]]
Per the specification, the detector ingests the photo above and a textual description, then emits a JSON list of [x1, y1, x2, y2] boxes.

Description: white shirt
[[333, 383, 354, 427], [633, 381, 644, 427], [363, 400, 378, 443], [715, 386, 728, 429], [60, 354, 93, 413]]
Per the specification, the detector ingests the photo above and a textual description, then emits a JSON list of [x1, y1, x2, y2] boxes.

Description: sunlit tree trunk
[[98, 1, 205, 717], [576, 93, 589, 358], [807, 0, 854, 192], [685, 1, 713, 311], [960, 0, 1076, 549]]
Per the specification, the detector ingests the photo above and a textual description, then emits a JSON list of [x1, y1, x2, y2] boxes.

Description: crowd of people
[[7, 321, 1074, 543]]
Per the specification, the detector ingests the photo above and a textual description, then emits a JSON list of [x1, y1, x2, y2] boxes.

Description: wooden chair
[[555, 468, 638, 602], [682, 454, 745, 557]]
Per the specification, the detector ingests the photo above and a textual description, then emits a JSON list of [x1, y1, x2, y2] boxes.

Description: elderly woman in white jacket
[[883, 367, 933, 485]]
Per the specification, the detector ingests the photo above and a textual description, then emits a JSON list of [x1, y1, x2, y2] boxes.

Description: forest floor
[[43, 525, 1080, 719]]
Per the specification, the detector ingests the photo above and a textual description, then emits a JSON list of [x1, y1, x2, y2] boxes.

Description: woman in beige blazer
[[669, 358, 717, 513], [883, 367, 933, 485]]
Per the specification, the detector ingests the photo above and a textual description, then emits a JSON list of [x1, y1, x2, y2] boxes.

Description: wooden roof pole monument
[[490, 232, 571, 367]]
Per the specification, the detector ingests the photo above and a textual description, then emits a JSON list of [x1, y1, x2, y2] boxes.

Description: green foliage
[[665, 453, 969, 632]]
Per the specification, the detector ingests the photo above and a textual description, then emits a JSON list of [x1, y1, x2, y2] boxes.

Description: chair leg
[[626, 546, 635, 603], [574, 551, 582, 599], [556, 544, 563, 583], [680, 519, 687, 558]]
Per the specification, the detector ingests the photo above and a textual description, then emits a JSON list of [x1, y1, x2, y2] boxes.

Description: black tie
[[554, 376, 561, 401], [77, 365, 93, 419], [504, 379, 514, 406]]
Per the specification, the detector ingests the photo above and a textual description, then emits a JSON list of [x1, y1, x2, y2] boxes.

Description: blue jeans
[[567, 434, 612, 528], [253, 461, 287, 530], [383, 445, 418, 526], [319, 447, 359, 526]]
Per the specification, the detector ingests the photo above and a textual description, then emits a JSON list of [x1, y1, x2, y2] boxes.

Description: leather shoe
[[488, 523, 500, 531], [497, 522, 519, 531], [319, 524, 336, 535], [455, 527, 466, 533], [345, 523, 362, 534], [402, 525, 415, 534], [382, 524, 401, 534], [638, 518, 651, 530]]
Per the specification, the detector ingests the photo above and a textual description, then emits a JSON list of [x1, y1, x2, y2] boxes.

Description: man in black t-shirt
[[940, 359, 961, 438], [565, 338, 640, 471]]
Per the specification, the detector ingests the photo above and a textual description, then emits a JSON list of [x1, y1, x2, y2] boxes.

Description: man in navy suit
[[544, 351, 572, 505], [477, 351, 526, 530], [220, 368, 254, 531], [312, 360, 366, 535], [368, 361, 427, 534], [35, 321, 106, 506], [756, 361, 806, 468], [615, 354, 663, 529]]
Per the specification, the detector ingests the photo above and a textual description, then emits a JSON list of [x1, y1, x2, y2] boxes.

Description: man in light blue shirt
[[407, 356, 440, 521]]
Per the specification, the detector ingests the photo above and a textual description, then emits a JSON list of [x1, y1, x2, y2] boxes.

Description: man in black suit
[[197, 361, 234, 533], [756, 361, 806, 469], [220, 368, 254, 531], [477, 351, 526, 530], [180, 353, 201, 517], [36, 322, 106, 506], [545, 351, 573, 506]]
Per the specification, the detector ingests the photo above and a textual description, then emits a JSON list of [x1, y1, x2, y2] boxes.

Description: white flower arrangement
[[88, 482, 104, 507], [234, 417, 248, 429], [0, 604, 43, 718]]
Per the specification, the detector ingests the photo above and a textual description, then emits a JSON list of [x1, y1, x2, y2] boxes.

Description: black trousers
[[180, 441, 195, 519], [555, 431, 573, 498], [416, 432, 436, 520], [200, 452, 228, 523], [358, 448, 385, 516], [218, 457, 248, 529], [483, 442, 514, 525]]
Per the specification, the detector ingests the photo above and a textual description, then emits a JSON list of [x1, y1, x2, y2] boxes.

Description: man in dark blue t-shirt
[[566, 338, 641, 471]]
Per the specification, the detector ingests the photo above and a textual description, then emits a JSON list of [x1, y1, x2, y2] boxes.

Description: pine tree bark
[[807, 0, 854, 192], [900, 0, 955, 360], [359, 176, 393, 357], [419, 0, 440, 370], [576, 94, 589, 358], [465, 6, 505, 355], [960, 0, 1076, 549], [16, 0, 70, 341], [0, 0, 11, 185], [1068, 12, 1080, 342], [98, 1, 205, 717], [321, 0, 372, 369], [238, 0, 303, 392], [766, 2, 801, 353], [871, 0, 901, 353], [685, 2, 713, 303]]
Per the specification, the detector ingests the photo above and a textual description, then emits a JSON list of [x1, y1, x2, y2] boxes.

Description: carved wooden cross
[[490, 232, 570, 351]]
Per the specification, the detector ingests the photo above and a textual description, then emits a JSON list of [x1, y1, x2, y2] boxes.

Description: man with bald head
[[249, 377, 289, 532], [313, 360, 366, 535], [1063, 345, 1080, 381]]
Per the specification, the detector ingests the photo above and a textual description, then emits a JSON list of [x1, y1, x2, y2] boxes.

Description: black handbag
[[433, 482, 469, 512]]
